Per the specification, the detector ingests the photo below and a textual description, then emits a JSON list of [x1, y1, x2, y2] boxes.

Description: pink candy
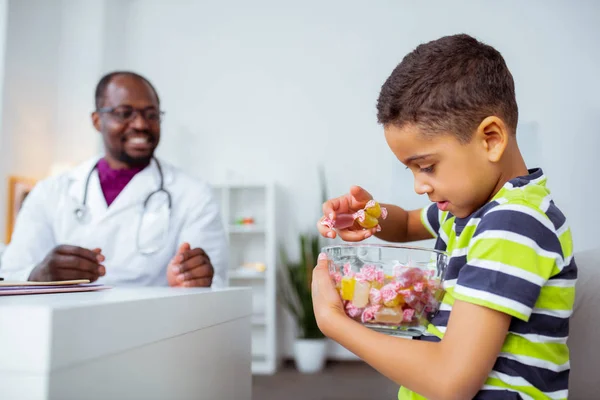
[[343, 263, 354, 278], [330, 271, 343, 284], [403, 308, 415, 322], [361, 305, 381, 323], [369, 288, 382, 305], [337, 261, 445, 328], [380, 284, 399, 303], [355, 264, 384, 284], [345, 302, 363, 318]]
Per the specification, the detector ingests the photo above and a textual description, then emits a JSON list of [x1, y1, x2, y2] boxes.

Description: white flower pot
[[293, 338, 327, 373]]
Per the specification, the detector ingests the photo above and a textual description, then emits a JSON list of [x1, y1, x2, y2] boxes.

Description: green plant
[[278, 233, 324, 339]]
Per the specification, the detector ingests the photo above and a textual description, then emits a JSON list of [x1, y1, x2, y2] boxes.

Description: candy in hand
[[321, 200, 388, 231]]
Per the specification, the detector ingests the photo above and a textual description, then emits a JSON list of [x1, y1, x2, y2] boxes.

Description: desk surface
[[0, 286, 245, 309], [0, 286, 253, 373]]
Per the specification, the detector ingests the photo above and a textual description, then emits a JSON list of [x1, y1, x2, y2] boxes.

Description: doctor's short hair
[[376, 33, 519, 143], [94, 71, 161, 109]]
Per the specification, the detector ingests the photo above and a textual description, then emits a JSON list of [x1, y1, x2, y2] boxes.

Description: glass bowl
[[323, 244, 448, 337]]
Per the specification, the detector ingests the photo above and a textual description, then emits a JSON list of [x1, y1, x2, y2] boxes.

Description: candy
[[345, 302, 363, 319], [352, 281, 371, 308], [341, 276, 356, 301], [365, 200, 382, 217], [343, 263, 354, 278], [330, 271, 343, 287], [403, 308, 415, 322], [354, 209, 379, 229], [335, 262, 445, 329], [381, 283, 403, 307], [369, 288, 383, 305], [361, 305, 381, 323], [375, 306, 403, 324], [320, 201, 388, 231]]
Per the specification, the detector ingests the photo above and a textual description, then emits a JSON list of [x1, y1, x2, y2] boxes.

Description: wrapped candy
[[369, 288, 383, 305], [403, 308, 416, 322], [352, 280, 371, 308], [320, 200, 388, 231], [375, 306, 403, 324], [361, 305, 381, 323], [345, 302, 363, 319], [381, 283, 403, 307], [336, 261, 446, 331]]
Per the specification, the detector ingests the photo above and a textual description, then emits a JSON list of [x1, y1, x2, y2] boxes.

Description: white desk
[[0, 287, 253, 400]]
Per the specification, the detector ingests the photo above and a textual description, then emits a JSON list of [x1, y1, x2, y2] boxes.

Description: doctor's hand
[[167, 242, 214, 288], [28, 245, 106, 282]]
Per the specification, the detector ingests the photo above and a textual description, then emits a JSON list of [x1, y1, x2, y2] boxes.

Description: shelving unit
[[211, 181, 277, 375]]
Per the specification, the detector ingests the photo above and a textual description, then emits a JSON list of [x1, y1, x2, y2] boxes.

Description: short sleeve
[[452, 203, 563, 322], [420, 203, 441, 238]]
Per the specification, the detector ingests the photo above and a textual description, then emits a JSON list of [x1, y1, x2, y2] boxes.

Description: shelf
[[228, 225, 265, 233], [214, 182, 277, 375], [229, 270, 266, 280]]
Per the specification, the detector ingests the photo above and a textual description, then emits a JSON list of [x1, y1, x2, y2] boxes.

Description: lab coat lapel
[[67, 156, 108, 221]]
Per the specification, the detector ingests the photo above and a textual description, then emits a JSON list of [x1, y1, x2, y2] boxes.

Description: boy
[[313, 34, 576, 400]]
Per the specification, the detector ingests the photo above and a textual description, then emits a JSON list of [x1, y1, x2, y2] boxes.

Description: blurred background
[[0, 0, 597, 396]]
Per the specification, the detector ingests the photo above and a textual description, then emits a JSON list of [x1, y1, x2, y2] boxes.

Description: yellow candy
[[365, 201, 382, 218], [372, 281, 383, 290], [341, 277, 356, 301], [383, 294, 405, 308], [357, 213, 379, 229]]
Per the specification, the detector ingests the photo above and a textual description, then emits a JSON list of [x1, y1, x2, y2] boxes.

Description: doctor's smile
[[1, 71, 227, 289]]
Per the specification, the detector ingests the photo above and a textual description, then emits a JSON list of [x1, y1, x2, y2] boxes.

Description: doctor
[[0, 71, 228, 288]]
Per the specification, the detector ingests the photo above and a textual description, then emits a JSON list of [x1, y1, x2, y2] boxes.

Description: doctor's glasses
[[96, 106, 166, 124]]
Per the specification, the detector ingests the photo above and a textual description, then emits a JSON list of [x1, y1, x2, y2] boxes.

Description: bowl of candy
[[323, 244, 448, 337]]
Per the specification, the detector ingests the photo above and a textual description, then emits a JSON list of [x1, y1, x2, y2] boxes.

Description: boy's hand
[[311, 253, 346, 336], [317, 185, 379, 241]]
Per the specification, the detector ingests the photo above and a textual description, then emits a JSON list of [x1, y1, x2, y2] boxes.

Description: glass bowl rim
[[321, 243, 449, 258]]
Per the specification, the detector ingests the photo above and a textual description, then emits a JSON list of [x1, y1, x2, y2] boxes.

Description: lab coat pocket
[[136, 195, 171, 254]]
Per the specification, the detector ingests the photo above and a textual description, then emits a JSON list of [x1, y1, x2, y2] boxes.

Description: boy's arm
[[324, 300, 511, 400], [375, 204, 435, 243]]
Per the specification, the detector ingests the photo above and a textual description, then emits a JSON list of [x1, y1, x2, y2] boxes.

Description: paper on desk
[[0, 284, 110, 296], [0, 279, 90, 287]]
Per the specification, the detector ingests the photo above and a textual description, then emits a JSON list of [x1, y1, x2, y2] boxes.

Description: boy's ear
[[475, 116, 509, 163]]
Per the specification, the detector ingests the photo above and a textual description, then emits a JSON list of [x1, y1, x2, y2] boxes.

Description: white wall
[[1, 0, 598, 360], [0, 0, 8, 208], [0, 0, 123, 238], [0, 0, 62, 236]]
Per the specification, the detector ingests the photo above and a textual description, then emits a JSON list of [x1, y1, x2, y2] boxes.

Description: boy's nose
[[414, 178, 433, 195]]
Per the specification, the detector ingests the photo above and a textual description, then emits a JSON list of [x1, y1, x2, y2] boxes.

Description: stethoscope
[[74, 157, 172, 255]]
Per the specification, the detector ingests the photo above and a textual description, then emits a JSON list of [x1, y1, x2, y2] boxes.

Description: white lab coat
[[0, 156, 229, 287]]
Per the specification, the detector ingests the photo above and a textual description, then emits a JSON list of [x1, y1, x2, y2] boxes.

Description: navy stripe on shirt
[[474, 209, 563, 256], [509, 313, 570, 339], [493, 356, 570, 393], [545, 200, 567, 232], [457, 266, 542, 310]]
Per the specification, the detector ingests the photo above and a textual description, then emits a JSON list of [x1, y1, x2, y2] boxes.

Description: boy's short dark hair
[[376, 34, 518, 143]]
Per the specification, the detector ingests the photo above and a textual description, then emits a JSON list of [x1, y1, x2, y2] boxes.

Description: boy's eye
[[420, 165, 435, 173]]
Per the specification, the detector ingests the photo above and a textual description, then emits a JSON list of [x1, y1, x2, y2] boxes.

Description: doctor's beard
[[114, 132, 158, 168]]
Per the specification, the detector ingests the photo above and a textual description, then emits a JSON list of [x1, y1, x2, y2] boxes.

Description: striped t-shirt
[[399, 168, 577, 400]]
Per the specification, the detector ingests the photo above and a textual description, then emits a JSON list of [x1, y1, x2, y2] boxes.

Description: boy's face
[[385, 123, 500, 219]]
